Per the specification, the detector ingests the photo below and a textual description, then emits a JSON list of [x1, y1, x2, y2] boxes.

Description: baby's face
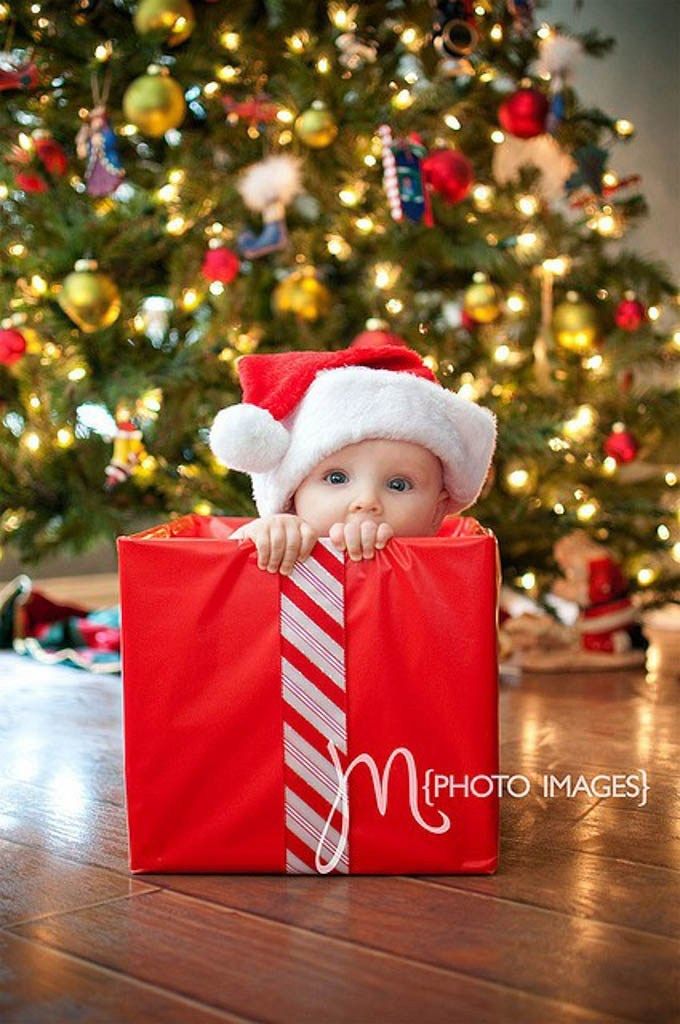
[[292, 438, 450, 537]]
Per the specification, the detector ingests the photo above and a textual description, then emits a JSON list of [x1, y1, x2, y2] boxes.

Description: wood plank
[[0, 777, 130, 874], [0, 656, 125, 807], [0, 930, 244, 1023], [425, 847, 680, 939], [9, 889, 629, 1024], [0, 837, 158, 928]]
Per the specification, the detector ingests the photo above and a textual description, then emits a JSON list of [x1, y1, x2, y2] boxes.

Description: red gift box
[[117, 514, 500, 875]]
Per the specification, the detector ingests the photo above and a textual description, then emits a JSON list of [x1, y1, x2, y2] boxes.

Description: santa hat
[[209, 342, 497, 517]]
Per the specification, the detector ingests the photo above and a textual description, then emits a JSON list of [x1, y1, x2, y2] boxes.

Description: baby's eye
[[388, 477, 413, 492], [324, 470, 348, 485]]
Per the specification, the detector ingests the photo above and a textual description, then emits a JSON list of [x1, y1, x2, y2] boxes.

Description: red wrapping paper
[[118, 514, 500, 874]]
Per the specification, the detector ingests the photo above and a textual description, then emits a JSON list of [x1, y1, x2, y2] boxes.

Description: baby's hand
[[235, 514, 318, 575], [328, 520, 394, 561]]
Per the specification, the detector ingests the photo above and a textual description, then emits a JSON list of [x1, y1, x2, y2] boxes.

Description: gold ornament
[[502, 457, 538, 495], [463, 273, 502, 324], [58, 259, 121, 334], [273, 267, 332, 321], [552, 291, 599, 353], [294, 101, 338, 149], [123, 65, 186, 137], [133, 0, 195, 46]]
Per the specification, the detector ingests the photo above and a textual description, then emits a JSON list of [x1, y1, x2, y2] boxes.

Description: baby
[[209, 339, 496, 573]]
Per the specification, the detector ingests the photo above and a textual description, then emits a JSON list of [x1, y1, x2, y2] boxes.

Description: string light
[[563, 404, 597, 441], [542, 256, 570, 276], [373, 262, 400, 289], [166, 215, 187, 235], [516, 194, 539, 217], [94, 40, 113, 62], [576, 498, 600, 522], [316, 56, 331, 74], [216, 66, 239, 83], [519, 572, 536, 590], [490, 129, 505, 144], [56, 427, 74, 448], [286, 31, 310, 53], [23, 431, 41, 453], [354, 215, 375, 234], [219, 29, 240, 51], [657, 524, 671, 541], [67, 366, 87, 381], [386, 298, 403, 314], [647, 305, 661, 321], [392, 89, 414, 110], [665, 471, 677, 486], [637, 566, 657, 586], [328, 3, 358, 31], [472, 184, 494, 211], [489, 23, 503, 42], [443, 111, 461, 131], [614, 118, 635, 138]]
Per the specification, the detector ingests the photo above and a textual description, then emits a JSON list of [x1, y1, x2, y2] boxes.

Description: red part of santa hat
[[209, 342, 497, 517]]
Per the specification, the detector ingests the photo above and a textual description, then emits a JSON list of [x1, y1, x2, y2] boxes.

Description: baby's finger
[[375, 522, 394, 549], [265, 523, 288, 572], [298, 522, 318, 562], [328, 522, 346, 551], [279, 524, 303, 575], [344, 523, 363, 561], [255, 529, 271, 569], [360, 520, 379, 559]]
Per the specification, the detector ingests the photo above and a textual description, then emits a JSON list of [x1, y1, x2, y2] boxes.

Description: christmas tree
[[1, 0, 678, 601]]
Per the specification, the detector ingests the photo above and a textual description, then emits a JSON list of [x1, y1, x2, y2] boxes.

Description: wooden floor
[[0, 651, 678, 1023]]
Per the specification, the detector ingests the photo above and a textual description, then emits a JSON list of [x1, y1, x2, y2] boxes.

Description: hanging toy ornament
[[76, 73, 125, 196], [498, 87, 549, 139], [507, 0, 534, 36], [0, 327, 27, 367], [133, 0, 196, 46], [294, 101, 338, 149], [463, 273, 502, 324], [604, 423, 638, 465], [105, 417, 145, 490], [0, 51, 39, 92], [552, 291, 599, 353], [378, 125, 433, 226], [122, 65, 186, 138], [9, 129, 68, 192], [236, 154, 302, 260], [272, 267, 332, 322], [58, 259, 121, 334], [615, 292, 647, 332], [201, 242, 240, 284], [532, 32, 583, 133], [422, 148, 474, 205], [431, 1, 478, 76]]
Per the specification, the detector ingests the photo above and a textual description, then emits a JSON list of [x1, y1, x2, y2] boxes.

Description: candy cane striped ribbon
[[378, 123, 403, 222], [280, 539, 349, 874]]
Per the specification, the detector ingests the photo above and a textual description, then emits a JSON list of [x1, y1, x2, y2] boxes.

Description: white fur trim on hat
[[248, 365, 496, 517]]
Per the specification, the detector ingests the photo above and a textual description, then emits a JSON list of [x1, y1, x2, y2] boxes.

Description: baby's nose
[[349, 491, 382, 514]]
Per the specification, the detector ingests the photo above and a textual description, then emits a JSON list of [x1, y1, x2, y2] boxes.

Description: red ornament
[[34, 133, 68, 176], [498, 88, 549, 139], [351, 330, 408, 349], [200, 246, 240, 284], [604, 425, 638, 464], [422, 148, 474, 205], [15, 170, 48, 193], [0, 328, 28, 366], [615, 296, 647, 332], [461, 309, 477, 331]]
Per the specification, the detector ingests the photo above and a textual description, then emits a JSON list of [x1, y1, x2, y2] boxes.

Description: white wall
[[547, 0, 680, 278]]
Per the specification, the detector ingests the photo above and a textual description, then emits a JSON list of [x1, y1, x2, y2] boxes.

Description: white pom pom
[[236, 155, 302, 213], [534, 33, 583, 80], [209, 403, 290, 473]]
